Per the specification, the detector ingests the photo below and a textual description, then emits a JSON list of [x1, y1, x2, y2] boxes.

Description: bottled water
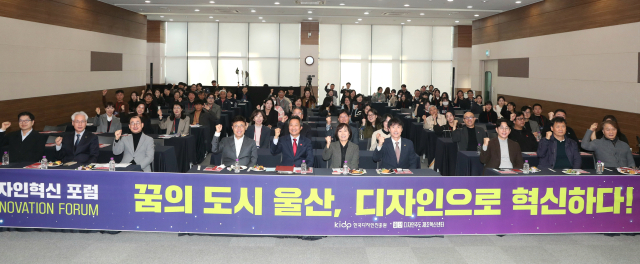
[[109, 157, 116, 171], [40, 156, 48, 170], [523, 160, 530, 174], [343, 161, 349, 175], [477, 144, 482, 155], [2, 151, 8, 165], [301, 160, 307, 175], [234, 159, 240, 173], [596, 161, 603, 174]]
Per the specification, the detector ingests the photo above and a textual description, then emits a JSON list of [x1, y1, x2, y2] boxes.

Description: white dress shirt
[[377, 137, 401, 152], [233, 136, 243, 158], [273, 134, 300, 147]]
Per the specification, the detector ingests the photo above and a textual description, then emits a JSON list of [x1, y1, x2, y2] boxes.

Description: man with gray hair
[[422, 105, 446, 130], [55, 111, 99, 163]]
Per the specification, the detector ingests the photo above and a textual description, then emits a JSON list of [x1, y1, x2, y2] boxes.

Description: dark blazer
[[479, 110, 498, 124], [245, 125, 271, 148], [189, 111, 215, 127], [279, 121, 312, 140], [263, 109, 279, 128], [215, 98, 236, 111], [211, 135, 258, 167], [373, 138, 419, 169], [537, 137, 581, 169], [452, 126, 488, 151], [270, 135, 314, 167], [0, 130, 46, 163], [319, 105, 336, 117], [479, 138, 524, 170], [469, 102, 483, 115], [56, 131, 99, 163], [327, 124, 360, 145]]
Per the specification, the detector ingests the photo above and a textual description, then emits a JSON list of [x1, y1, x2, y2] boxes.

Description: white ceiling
[[100, 0, 542, 26]]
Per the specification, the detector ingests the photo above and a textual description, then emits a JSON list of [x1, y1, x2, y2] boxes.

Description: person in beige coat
[[422, 105, 446, 130], [158, 103, 191, 135], [370, 114, 393, 151]]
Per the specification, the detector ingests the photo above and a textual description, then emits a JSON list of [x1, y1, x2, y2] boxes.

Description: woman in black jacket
[[479, 101, 498, 124], [396, 93, 412, 109], [319, 97, 336, 117]]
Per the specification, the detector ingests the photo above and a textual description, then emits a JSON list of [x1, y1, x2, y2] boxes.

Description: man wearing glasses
[[480, 119, 524, 170], [0, 112, 46, 163], [279, 107, 312, 140], [55, 111, 99, 163], [452, 112, 488, 151], [211, 116, 258, 167], [509, 112, 538, 152], [113, 116, 155, 172]]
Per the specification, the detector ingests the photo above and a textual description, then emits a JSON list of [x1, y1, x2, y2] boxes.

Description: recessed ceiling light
[[209, 16, 213, 18], [364, 12, 369, 15], [308, 11, 312, 13], [251, 10, 256, 12], [262, 20, 266, 22], [145, 1, 150, 3], [215, 20, 219, 21], [420, 13, 424, 15], [355, 22, 359, 23], [209, 1, 215, 3], [404, 4, 410, 7], [467, 6, 473, 8], [358, 18, 362, 21], [475, 14, 479, 17], [448, 0, 453, 2], [339, 3, 345, 5], [407, 20, 411, 22], [195, 9, 199, 12], [170, 19, 173, 21], [455, 20, 459, 23], [160, 16, 164, 18], [401, 23, 405, 24], [259, 17, 263, 19], [516, 1, 521, 3], [308, 17, 312, 20], [274, 2, 280, 4]]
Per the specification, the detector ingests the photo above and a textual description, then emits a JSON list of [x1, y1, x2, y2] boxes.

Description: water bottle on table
[[477, 144, 482, 155], [301, 160, 307, 175], [343, 161, 349, 175], [523, 160, 530, 174], [596, 161, 603, 174], [234, 159, 240, 173], [109, 157, 116, 171], [2, 151, 8, 165], [40, 156, 48, 170]]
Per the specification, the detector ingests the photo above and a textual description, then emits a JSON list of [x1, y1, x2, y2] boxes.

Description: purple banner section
[[0, 169, 638, 236]]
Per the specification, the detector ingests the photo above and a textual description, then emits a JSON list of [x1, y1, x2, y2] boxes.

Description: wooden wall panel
[[453, 26, 472, 48], [498, 58, 529, 78], [147, 20, 165, 43], [0, 86, 143, 133], [472, 0, 640, 45], [90, 51, 123, 71], [301, 22, 319, 45], [0, 0, 147, 40], [498, 94, 640, 152]]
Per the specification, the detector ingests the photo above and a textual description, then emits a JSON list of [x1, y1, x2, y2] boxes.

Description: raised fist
[[282, 115, 289, 123], [548, 112, 554, 120], [114, 130, 122, 140], [274, 128, 281, 138], [546, 131, 553, 140], [376, 133, 385, 146], [510, 113, 516, 121], [157, 109, 163, 117], [96, 107, 101, 115], [215, 124, 223, 133], [55, 137, 63, 146], [483, 137, 490, 146], [325, 136, 332, 146], [102, 90, 108, 96], [1, 122, 10, 131], [589, 123, 598, 132], [270, 89, 274, 93], [121, 105, 125, 112]]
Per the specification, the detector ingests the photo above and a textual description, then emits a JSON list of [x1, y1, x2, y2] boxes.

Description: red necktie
[[292, 139, 297, 156]]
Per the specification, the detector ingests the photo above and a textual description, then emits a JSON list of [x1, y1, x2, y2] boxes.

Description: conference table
[[0, 162, 142, 172], [187, 167, 441, 176], [433, 138, 459, 176], [483, 168, 633, 176]]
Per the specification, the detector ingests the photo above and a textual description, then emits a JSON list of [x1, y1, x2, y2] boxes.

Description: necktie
[[292, 139, 298, 157], [75, 134, 81, 147], [395, 142, 400, 164]]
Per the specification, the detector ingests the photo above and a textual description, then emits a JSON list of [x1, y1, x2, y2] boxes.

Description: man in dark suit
[[271, 116, 313, 167], [0, 112, 46, 163], [279, 107, 312, 140], [326, 110, 360, 145], [215, 90, 236, 111], [452, 112, 488, 151], [55, 111, 99, 163], [480, 119, 524, 170], [212, 116, 258, 167], [373, 117, 419, 169], [539, 109, 579, 143]]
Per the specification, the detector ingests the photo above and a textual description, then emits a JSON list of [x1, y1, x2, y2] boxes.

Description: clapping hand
[[55, 137, 63, 146], [114, 130, 122, 140], [95, 107, 101, 115], [274, 128, 281, 138], [589, 123, 598, 131], [215, 124, 223, 133], [1, 121, 10, 131]]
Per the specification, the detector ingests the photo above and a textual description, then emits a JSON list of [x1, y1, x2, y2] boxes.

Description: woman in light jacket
[[323, 123, 360, 169], [158, 102, 190, 135]]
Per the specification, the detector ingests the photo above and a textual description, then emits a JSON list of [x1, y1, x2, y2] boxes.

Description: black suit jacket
[[0, 130, 46, 163], [270, 135, 314, 167], [373, 138, 419, 169], [279, 121, 312, 140], [56, 131, 100, 163], [245, 125, 271, 148]]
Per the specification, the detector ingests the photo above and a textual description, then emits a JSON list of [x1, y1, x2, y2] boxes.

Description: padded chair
[[43, 125, 66, 132], [46, 136, 57, 144], [153, 138, 165, 147], [98, 136, 114, 145], [487, 131, 498, 139]]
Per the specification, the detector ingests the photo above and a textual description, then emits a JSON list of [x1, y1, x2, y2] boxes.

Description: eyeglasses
[[130, 122, 142, 126], [18, 120, 32, 124], [73, 120, 87, 124], [497, 127, 510, 131], [232, 125, 245, 129], [463, 117, 475, 120], [515, 117, 525, 121]]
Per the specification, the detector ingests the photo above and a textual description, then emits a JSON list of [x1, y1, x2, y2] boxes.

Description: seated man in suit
[[112, 116, 155, 172], [538, 117, 581, 169], [55, 111, 99, 163], [211, 116, 258, 167], [0, 112, 46, 163], [325, 110, 360, 145], [94, 102, 122, 133], [452, 112, 488, 151], [480, 119, 524, 170], [373, 117, 419, 169], [204, 93, 222, 121], [279, 107, 312, 140], [540, 109, 579, 143], [271, 116, 314, 167]]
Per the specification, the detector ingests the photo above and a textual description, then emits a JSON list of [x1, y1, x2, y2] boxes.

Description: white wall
[[471, 22, 640, 114], [165, 22, 301, 86], [453, 47, 471, 89], [147, 42, 165, 84], [0, 16, 146, 101]]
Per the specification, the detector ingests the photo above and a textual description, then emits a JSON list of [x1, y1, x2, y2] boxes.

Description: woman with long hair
[[301, 90, 317, 109], [319, 96, 336, 117]]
